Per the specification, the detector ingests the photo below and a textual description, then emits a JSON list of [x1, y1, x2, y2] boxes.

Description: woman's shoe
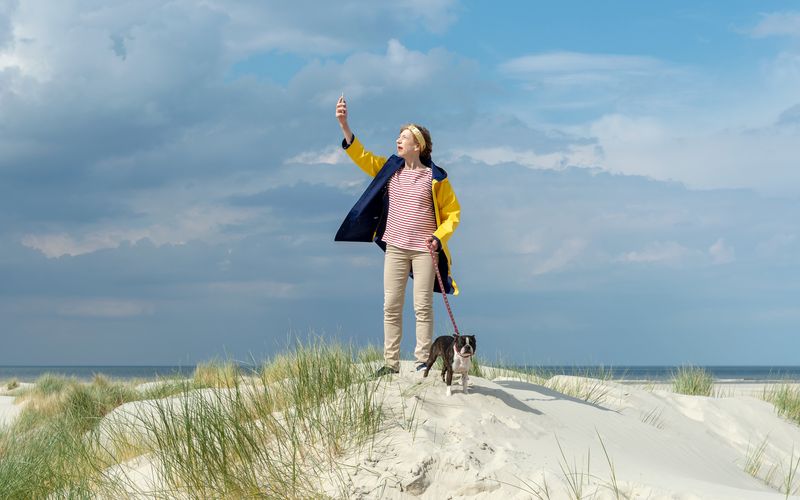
[[373, 366, 399, 378]]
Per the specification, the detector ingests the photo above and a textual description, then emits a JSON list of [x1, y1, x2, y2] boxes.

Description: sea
[[2, 365, 800, 383]]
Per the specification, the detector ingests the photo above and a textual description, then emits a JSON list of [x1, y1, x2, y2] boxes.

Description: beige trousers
[[383, 244, 437, 370]]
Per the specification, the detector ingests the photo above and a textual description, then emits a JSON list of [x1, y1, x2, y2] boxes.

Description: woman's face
[[396, 129, 419, 158]]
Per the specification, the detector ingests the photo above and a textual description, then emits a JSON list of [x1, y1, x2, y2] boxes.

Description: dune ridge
[[2, 360, 800, 498]]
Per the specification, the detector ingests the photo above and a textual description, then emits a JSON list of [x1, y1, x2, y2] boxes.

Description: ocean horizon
[[3, 364, 800, 383]]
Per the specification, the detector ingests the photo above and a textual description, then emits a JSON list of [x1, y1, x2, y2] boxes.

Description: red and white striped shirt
[[382, 167, 437, 251]]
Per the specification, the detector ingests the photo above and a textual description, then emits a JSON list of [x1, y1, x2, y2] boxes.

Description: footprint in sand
[[480, 412, 521, 429], [454, 479, 501, 496]]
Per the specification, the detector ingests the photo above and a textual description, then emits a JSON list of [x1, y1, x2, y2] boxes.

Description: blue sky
[[1, 1, 799, 365]]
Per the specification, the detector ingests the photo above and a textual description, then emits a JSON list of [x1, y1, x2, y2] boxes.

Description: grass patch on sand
[[0, 373, 142, 498], [499, 432, 626, 499], [543, 367, 614, 406], [481, 364, 615, 406], [743, 436, 770, 480], [101, 340, 384, 497], [0, 340, 386, 498], [640, 407, 665, 429], [671, 365, 713, 396], [764, 383, 800, 426], [740, 434, 800, 496], [4, 378, 19, 391], [193, 359, 243, 388], [469, 355, 484, 378]]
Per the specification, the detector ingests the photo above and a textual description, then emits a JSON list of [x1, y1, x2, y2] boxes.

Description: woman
[[334, 95, 461, 377]]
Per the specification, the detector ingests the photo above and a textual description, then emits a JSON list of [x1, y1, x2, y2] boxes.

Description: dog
[[423, 334, 477, 396]]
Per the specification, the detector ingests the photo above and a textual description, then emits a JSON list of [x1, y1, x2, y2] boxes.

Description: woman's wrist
[[341, 125, 353, 144]]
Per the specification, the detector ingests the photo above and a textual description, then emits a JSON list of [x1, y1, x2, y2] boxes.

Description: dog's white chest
[[453, 353, 471, 374]]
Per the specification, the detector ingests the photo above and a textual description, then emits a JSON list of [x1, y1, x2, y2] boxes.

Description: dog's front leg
[[461, 373, 469, 393], [445, 367, 454, 396]]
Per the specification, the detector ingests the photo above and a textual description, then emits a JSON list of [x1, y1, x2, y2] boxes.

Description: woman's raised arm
[[336, 94, 353, 145]]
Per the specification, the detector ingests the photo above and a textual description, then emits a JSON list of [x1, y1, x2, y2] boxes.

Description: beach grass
[[738, 435, 799, 494], [474, 364, 615, 406], [782, 448, 800, 497], [547, 367, 614, 406], [764, 383, 800, 426], [469, 355, 484, 378], [597, 431, 622, 499], [9, 352, 800, 497], [640, 406, 665, 429], [508, 433, 623, 500], [4, 378, 19, 391], [672, 365, 713, 396], [0, 340, 385, 498], [130, 340, 384, 497], [556, 435, 590, 499], [744, 436, 770, 479], [516, 366, 614, 406], [0, 373, 144, 498], [192, 359, 243, 388]]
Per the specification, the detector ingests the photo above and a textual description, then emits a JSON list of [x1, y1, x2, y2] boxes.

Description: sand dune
[[0, 382, 30, 428], [0, 395, 23, 429], [3, 367, 800, 498], [318, 364, 800, 499]]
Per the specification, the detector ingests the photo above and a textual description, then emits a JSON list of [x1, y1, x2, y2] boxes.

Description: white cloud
[[0, 8, 477, 264], [21, 232, 128, 259], [500, 51, 662, 74], [777, 104, 800, 125], [533, 238, 587, 275], [306, 39, 472, 101], [708, 238, 735, 264], [588, 113, 800, 194], [286, 146, 349, 165], [497, 51, 678, 96], [21, 204, 260, 258], [457, 144, 600, 170], [395, 0, 458, 34], [516, 234, 542, 255], [620, 241, 693, 263], [493, 45, 800, 196], [203, 0, 459, 56], [766, 51, 800, 92], [286, 38, 479, 116], [495, 50, 700, 119], [749, 11, 800, 38]]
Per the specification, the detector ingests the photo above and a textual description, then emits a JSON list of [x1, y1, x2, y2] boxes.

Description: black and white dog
[[423, 334, 477, 396]]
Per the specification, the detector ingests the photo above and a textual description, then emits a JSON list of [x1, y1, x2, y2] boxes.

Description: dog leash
[[429, 245, 473, 360], [428, 245, 460, 338]]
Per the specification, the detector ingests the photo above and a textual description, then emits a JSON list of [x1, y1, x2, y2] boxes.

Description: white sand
[[317, 364, 800, 499], [0, 382, 32, 429], [0, 395, 23, 429], [96, 386, 250, 452], [628, 381, 800, 399], [5, 369, 800, 498]]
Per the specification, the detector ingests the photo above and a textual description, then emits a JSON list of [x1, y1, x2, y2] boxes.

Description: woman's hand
[[426, 236, 439, 251], [336, 94, 353, 144], [336, 94, 348, 127]]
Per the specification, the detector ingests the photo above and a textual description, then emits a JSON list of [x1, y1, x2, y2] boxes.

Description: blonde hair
[[400, 123, 432, 164]]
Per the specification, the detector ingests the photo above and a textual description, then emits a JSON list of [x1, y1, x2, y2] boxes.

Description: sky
[[0, 1, 799, 366]]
